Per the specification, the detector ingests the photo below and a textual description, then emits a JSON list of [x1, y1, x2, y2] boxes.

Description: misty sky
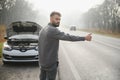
[[26, 0, 104, 15], [25, 0, 105, 27]]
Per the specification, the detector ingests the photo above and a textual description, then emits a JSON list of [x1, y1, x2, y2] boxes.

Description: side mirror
[[4, 36, 8, 39]]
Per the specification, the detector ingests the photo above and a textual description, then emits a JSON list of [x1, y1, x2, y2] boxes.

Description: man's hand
[[85, 33, 92, 41]]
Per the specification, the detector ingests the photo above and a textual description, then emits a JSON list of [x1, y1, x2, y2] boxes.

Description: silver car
[[2, 21, 42, 64], [70, 26, 76, 31]]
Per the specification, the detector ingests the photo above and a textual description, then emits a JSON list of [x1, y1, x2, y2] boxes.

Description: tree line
[[0, 0, 46, 26], [82, 0, 120, 33]]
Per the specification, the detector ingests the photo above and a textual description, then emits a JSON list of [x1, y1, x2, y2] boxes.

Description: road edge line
[[60, 45, 82, 80]]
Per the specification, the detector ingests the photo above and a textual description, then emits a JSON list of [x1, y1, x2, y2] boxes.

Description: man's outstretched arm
[[48, 28, 92, 41]]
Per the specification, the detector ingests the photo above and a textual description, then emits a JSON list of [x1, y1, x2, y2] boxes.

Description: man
[[38, 11, 92, 80]]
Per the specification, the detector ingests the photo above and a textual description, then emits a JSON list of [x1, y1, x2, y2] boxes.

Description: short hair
[[50, 11, 61, 17]]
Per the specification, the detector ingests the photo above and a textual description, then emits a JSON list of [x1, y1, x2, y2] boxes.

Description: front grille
[[4, 54, 38, 60], [12, 56, 38, 60]]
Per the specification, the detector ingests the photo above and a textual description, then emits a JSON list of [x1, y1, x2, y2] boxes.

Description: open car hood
[[6, 21, 42, 38]]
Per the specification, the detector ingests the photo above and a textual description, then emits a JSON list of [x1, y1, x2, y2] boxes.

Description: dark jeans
[[39, 62, 58, 80]]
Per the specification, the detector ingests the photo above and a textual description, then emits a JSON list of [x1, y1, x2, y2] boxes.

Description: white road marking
[[60, 45, 82, 80], [93, 40, 120, 50]]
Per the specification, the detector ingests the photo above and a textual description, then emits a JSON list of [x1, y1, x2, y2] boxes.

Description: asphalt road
[[58, 29, 120, 80], [0, 29, 120, 80], [0, 62, 40, 80], [0, 61, 59, 80]]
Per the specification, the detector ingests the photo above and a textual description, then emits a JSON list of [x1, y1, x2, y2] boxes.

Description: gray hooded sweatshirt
[[38, 23, 85, 67]]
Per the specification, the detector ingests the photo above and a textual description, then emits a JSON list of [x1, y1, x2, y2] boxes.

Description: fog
[[26, 0, 105, 27], [0, 0, 120, 33]]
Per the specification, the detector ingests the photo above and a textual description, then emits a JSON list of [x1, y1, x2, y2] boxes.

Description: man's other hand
[[85, 33, 92, 41]]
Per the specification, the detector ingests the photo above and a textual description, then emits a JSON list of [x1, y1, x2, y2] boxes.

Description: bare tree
[[0, 0, 16, 10], [0, 0, 45, 26], [82, 0, 120, 33]]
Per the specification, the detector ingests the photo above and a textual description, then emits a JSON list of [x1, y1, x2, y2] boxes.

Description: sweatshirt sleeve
[[48, 27, 85, 41]]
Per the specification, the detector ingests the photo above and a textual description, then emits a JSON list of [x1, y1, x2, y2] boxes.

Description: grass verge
[[0, 42, 3, 58]]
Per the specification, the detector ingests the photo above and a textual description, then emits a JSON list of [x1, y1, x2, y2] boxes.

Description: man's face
[[50, 15, 61, 27]]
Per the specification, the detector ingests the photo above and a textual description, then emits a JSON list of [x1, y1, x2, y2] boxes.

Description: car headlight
[[35, 46, 38, 51], [3, 44, 12, 51]]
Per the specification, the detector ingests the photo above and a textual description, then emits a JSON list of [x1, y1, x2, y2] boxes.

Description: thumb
[[88, 33, 92, 36]]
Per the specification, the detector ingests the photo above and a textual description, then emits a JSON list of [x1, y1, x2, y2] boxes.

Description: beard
[[52, 22, 60, 27]]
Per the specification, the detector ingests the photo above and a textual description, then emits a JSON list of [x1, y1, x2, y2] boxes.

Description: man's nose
[[57, 21, 60, 23], [57, 20, 60, 22]]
